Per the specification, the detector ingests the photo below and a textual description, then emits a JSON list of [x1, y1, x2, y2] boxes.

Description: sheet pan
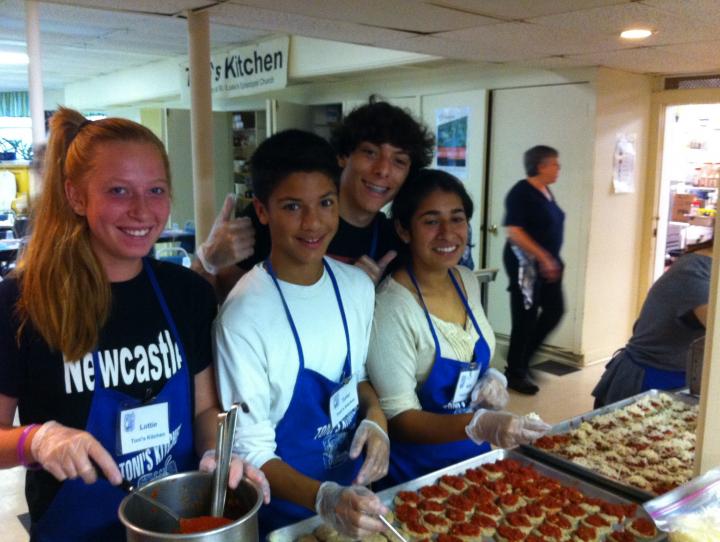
[[267, 448, 666, 542]]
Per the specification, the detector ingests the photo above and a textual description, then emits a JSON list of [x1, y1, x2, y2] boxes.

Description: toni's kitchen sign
[[180, 36, 289, 100]]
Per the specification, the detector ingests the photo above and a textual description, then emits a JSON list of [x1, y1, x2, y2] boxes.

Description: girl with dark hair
[[0, 107, 268, 541], [367, 169, 550, 487]]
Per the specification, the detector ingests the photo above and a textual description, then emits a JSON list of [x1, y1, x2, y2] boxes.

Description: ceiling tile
[[644, 0, 720, 26], [40, 0, 210, 16], [209, 3, 415, 45], [570, 45, 720, 75], [427, 0, 633, 21], [225, 0, 498, 33]]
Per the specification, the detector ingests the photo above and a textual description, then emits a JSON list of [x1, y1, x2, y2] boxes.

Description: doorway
[[653, 103, 720, 281]]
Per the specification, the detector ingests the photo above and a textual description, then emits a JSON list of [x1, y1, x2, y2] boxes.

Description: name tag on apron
[[329, 375, 359, 428], [452, 364, 481, 404], [119, 402, 171, 455]]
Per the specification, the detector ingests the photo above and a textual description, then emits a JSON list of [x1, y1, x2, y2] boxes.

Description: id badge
[[452, 364, 481, 404], [329, 375, 359, 428], [118, 402, 170, 455]]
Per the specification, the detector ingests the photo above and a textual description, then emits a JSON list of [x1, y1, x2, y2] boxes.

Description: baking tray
[[521, 389, 698, 502], [267, 448, 665, 542]]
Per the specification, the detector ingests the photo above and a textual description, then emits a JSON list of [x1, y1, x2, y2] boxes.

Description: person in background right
[[592, 240, 713, 408], [502, 145, 565, 395]]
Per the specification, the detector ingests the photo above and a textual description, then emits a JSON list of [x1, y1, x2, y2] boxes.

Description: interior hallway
[[0, 362, 607, 541]]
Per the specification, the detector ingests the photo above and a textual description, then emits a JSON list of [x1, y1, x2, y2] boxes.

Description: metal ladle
[[210, 404, 239, 517]]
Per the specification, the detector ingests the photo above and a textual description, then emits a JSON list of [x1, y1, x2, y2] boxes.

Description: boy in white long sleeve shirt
[[214, 129, 389, 539]]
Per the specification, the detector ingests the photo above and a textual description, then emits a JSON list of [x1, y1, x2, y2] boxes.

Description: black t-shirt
[[503, 179, 565, 258], [0, 259, 217, 521], [237, 202, 400, 270]]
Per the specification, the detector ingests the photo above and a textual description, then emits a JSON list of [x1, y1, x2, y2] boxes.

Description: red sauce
[[396, 491, 421, 505], [522, 504, 544, 518], [562, 503, 586, 517], [585, 513, 610, 527], [403, 520, 429, 535], [504, 512, 531, 528], [447, 494, 474, 512], [537, 522, 562, 538], [422, 513, 449, 527], [496, 524, 524, 541], [445, 508, 467, 522], [178, 516, 233, 534], [469, 513, 496, 528], [395, 504, 421, 523], [545, 513, 572, 529], [575, 524, 597, 541], [417, 499, 444, 512], [449, 522, 481, 537], [418, 484, 450, 501], [440, 475, 466, 490], [630, 518, 657, 536], [499, 493, 521, 506], [436, 535, 463, 542], [486, 480, 511, 495], [476, 502, 502, 517], [464, 468, 487, 484], [464, 486, 495, 503]]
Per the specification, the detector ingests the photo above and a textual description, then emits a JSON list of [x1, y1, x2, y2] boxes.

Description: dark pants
[[504, 247, 565, 379]]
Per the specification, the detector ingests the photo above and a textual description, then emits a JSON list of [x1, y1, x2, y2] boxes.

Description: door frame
[[640, 88, 720, 303]]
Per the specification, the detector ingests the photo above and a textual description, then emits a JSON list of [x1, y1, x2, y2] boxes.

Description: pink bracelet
[[17, 424, 40, 469]]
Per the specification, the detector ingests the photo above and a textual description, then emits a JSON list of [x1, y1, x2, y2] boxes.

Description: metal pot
[[119, 471, 261, 541]]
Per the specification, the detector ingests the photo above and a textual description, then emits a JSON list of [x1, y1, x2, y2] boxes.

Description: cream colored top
[[367, 265, 496, 419]]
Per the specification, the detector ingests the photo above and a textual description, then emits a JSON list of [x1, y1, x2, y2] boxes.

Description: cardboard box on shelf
[[687, 215, 715, 227], [671, 193, 694, 222]]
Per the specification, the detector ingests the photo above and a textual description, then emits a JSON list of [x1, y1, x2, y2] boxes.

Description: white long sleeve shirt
[[214, 259, 375, 469], [367, 266, 496, 419]]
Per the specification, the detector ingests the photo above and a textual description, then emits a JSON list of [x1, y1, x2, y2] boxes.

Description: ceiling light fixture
[[620, 28, 653, 40], [0, 52, 29, 65]]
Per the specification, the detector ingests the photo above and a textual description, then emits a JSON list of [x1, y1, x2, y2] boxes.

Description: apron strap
[[448, 270, 482, 336], [266, 259, 353, 380], [406, 265, 443, 358]]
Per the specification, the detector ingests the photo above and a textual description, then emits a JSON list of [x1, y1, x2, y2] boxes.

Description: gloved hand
[[470, 368, 509, 410], [315, 481, 387, 537], [30, 421, 122, 485], [195, 194, 255, 275], [199, 449, 270, 504], [465, 410, 551, 448], [349, 419, 389, 485]]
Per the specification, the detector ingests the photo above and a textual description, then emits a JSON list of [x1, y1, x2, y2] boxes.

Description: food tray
[[267, 448, 665, 542], [521, 389, 698, 502]]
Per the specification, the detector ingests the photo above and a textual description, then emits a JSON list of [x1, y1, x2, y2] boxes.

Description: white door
[[421, 89, 488, 269], [485, 83, 595, 352], [266, 99, 313, 134]]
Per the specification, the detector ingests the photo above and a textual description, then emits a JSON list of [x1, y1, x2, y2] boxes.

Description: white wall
[[581, 68, 653, 364]]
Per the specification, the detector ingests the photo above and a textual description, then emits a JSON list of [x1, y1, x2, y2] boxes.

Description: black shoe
[[507, 375, 539, 395]]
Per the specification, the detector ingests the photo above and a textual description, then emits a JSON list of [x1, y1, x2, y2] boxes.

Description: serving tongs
[[209, 403, 239, 517]]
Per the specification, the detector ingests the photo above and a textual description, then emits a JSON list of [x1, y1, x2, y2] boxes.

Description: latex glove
[[465, 409, 551, 448], [199, 449, 270, 504], [354, 251, 397, 285], [470, 368, 509, 410], [315, 481, 387, 538], [349, 419, 389, 485], [30, 421, 122, 485], [195, 194, 255, 274]]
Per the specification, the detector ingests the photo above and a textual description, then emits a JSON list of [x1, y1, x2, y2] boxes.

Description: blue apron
[[383, 267, 491, 488], [637, 362, 686, 392], [32, 259, 195, 542], [259, 259, 361, 537]]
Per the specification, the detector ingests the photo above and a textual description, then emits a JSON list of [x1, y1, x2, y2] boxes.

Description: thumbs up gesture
[[195, 194, 256, 275]]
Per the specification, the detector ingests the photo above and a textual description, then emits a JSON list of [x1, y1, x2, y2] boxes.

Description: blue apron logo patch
[[123, 412, 136, 432]]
